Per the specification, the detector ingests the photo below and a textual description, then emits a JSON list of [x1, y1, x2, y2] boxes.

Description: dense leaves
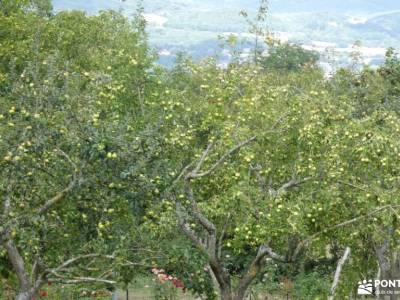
[[1, 2, 400, 299]]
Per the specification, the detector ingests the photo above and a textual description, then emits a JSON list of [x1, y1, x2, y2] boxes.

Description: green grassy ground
[[34, 276, 198, 300]]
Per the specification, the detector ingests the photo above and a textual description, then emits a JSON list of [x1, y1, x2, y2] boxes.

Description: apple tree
[[144, 55, 400, 299], [0, 3, 160, 299]]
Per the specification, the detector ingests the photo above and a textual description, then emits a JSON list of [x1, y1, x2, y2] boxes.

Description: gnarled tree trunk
[[3, 238, 40, 300], [175, 137, 292, 300], [16, 291, 35, 300], [220, 286, 233, 300], [375, 235, 400, 300]]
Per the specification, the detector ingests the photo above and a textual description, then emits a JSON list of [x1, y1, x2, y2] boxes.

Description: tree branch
[[38, 150, 83, 215], [176, 136, 256, 294], [261, 205, 398, 266], [373, 235, 391, 275], [188, 142, 214, 179], [328, 247, 351, 300], [251, 164, 273, 196], [186, 136, 256, 180], [276, 177, 313, 196], [44, 252, 144, 288], [235, 244, 273, 299], [38, 177, 79, 215], [31, 257, 46, 284], [251, 164, 313, 198], [175, 202, 206, 251], [2, 195, 11, 217], [47, 275, 116, 285], [217, 215, 230, 259], [207, 255, 231, 294], [186, 186, 216, 234], [290, 205, 400, 262], [49, 254, 116, 274], [262, 244, 288, 262], [4, 238, 31, 293], [0, 196, 11, 241], [170, 162, 194, 189]]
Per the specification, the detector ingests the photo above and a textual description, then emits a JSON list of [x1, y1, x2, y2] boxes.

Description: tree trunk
[[328, 247, 351, 300], [376, 267, 381, 300], [380, 253, 400, 300], [233, 288, 248, 300], [375, 242, 400, 300], [220, 285, 233, 300], [16, 291, 33, 300], [111, 290, 119, 300], [208, 257, 233, 300], [3, 238, 41, 300]]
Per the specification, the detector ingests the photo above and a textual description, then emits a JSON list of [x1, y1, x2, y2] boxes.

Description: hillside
[[269, 0, 400, 13], [51, 0, 400, 66]]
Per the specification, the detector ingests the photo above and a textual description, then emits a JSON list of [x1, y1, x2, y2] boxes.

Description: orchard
[[1, 1, 400, 299]]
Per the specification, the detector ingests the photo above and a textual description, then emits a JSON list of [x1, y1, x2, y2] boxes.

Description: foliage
[[0, 2, 160, 298], [260, 41, 320, 72], [1, 2, 400, 300], [292, 272, 330, 299]]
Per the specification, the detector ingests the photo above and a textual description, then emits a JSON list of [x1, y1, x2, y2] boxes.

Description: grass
[[114, 290, 197, 300], [26, 276, 200, 300]]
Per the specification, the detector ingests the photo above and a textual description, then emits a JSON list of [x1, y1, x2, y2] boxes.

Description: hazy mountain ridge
[[269, 0, 400, 13], [52, 0, 400, 66], [360, 12, 400, 37]]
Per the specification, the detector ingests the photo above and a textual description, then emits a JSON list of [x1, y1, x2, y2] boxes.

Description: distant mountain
[[268, 0, 400, 13], [52, 0, 123, 14], [359, 12, 400, 38], [52, 0, 400, 67], [53, 0, 400, 14]]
